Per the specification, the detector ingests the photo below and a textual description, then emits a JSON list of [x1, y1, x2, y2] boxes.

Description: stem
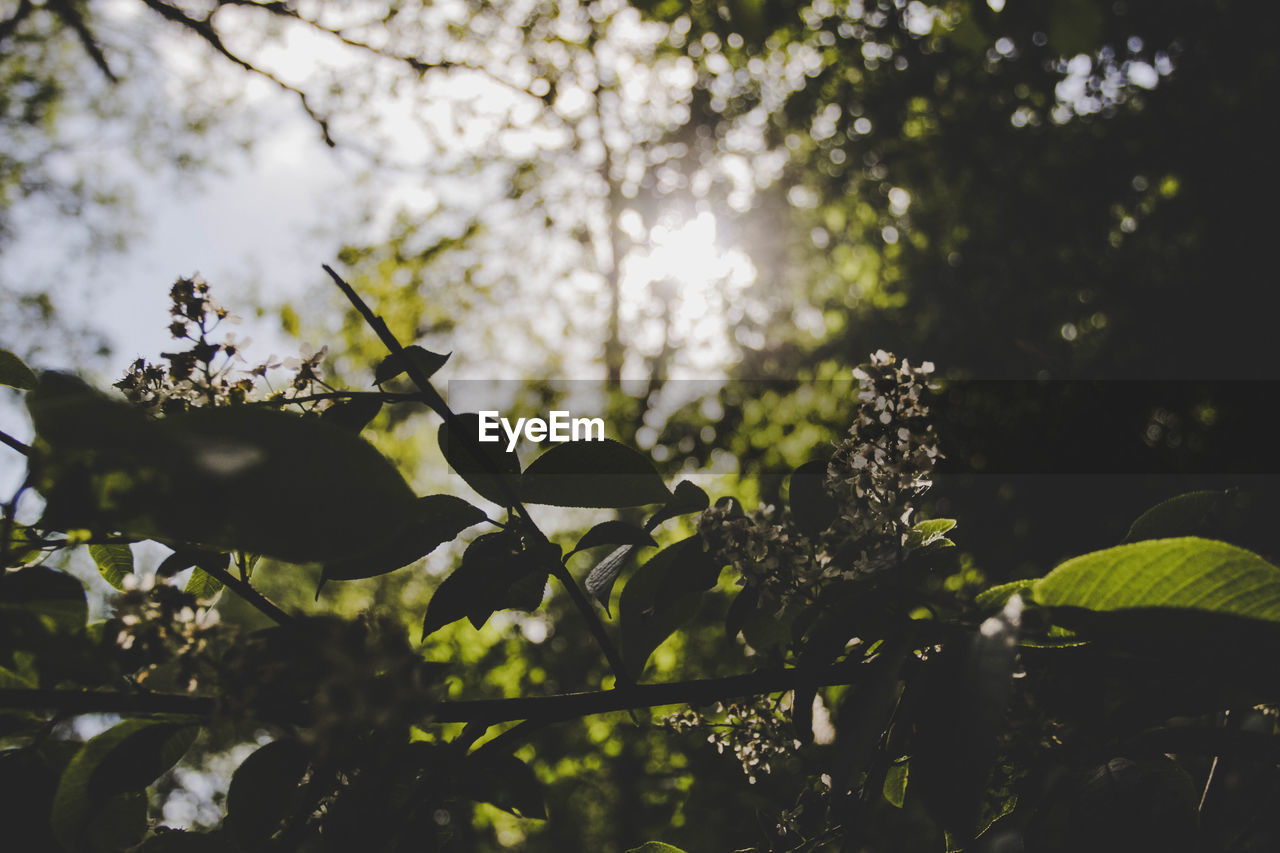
[[0, 429, 30, 456], [0, 663, 859, 725], [200, 561, 293, 626], [322, 264, 631, 684]]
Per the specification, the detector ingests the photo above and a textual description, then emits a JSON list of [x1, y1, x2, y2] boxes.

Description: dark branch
[[0, 0, 34, 46], [137, 0, 336, 146], [0, 429, 30, 457], [199, 560, 294, 626], [0, 663, 862, 726], [48, 0, 119, 82]]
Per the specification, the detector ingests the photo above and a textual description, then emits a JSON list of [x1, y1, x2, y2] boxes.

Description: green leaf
[[185, 567, 224, 600], [569, 520, 657, 557], [974, 579, 1033, 612], [320, 395, 383, 433], [521, 439, 671, 508], [438, 413, 522, 506], [883, 760, 909, 808], [2, 521, 40, 567], [462, 753, 547, 820], [422, 532, 551, 637], [627, 844, 689, 853], [0, 347, 37, 390], [226, 739, 311, 849], [88, 543, 134, 590], [373, 345, 450, 385], [1032, 537, 1280, 622], [619, 537, 723, 677], [908, 518, 957, 551], [643, 480, 710, 531], [1123, 490, 1240, 543], [788, 459, 839, 538], [52, 720, 198, 852], [322, 494, 487, 581]]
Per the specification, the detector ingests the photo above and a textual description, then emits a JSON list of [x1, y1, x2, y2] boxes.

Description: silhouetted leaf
[[788, 459, 839, 537], [52, 720, 198, 852], [619, 537, 723, 677], [88, 543, 133, 590], [570, 520, 656, 557], [0, 347, 36, 390], [373, 345, 450, 385], [521, 439, 671, 508], [644, 480, 710, 530], [227, 739, 311, 849], [323, 494, 487, 580], [462, 753, 547, 819], [438, 413, 522, 506], [1123, 490, 1240, 543], [422, 532, 551, 637], [0, 565, 87, 632], [320, 395, 383, 433], [1033, 537, 1280, 621]]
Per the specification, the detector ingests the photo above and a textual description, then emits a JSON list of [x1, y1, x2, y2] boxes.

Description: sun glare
[[620, 211, 754, 374]]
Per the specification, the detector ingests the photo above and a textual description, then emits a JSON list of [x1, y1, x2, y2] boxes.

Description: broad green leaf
[[185, 568, 224, 600], [226, 739, 311, 848], [521, 439, 671, 508], [373, 345, 450, 385], [883, 760, 909, 808], [643, 480, 710, 531], [320, 395, 383, 433], [619, 537, 723, 677], [52, 720, 198, 852], [462, 753, 547, 820], [1123, 490, 1240, 543], [788, 459, 838, 538], [569, 520, 656, 557], [627, 844, 689, 853], [88, 543, 134, 590], [2, 521, 40, 567], [0, 347, 37, 390], [323, 494, 487, 581], [974, 579, 1033, 612], [438, 413, 522, 506], [1033, 537, 1280, 622], [422, 532, 551, 637]]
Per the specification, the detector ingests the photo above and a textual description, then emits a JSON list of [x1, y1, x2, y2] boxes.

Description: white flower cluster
[[112, 574, 222, 691], [114, 275, 328, 413], [825, 350, 941, 576], [698, 501, 813, 601], [663, 695, 801, 784]]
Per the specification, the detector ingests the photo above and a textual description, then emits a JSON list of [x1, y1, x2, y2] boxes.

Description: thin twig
[[200, 560, 294, 626], [0, 429, 30, 456]]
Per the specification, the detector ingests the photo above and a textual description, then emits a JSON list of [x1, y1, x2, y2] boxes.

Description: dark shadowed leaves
[[0, 347, 37, 390], [226, 739, 312, 849], [1122, 489, 1243, 543], [521, 439, 671, 508], [643, 480, 710, 531], [422, 532, 551, 637], [584, 545, 638, 615], [438, 413, 522, 506], [462, 753, 547, 820], [619, 537, 723, 678], [373, 345, 450, 385], [320, 395, 383, 433], [570, 520, 656, 558], [0, 565, 87, 633], [788, 459, 839, 538], [52, 720, 198, 852], [911, 597, 1023, 838], [627, 844, 689, 853], [322, 494, 487, 581]]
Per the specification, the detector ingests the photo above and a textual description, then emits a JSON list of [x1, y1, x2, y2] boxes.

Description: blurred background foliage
[[4, 0, 1279, 850]]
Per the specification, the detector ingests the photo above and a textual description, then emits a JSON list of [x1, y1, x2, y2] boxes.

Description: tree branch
[[0, 663, 861, 725], [0, 429, 30, 457], [199, 560, 294, 625]]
